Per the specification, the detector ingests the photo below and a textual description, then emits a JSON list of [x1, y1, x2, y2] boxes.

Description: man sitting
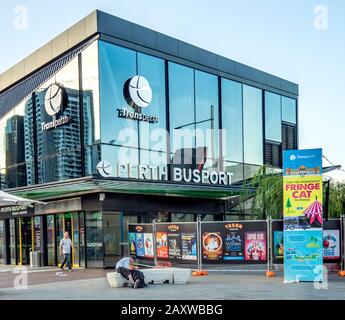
[[116, 256, 143, 289]]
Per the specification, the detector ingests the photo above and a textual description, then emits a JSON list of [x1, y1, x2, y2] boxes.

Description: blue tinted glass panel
[[243, 85, 263, 165], [282, 96, 297, 124], [168, 62, 195, 158], [221, 79, 243, 163], [195, 70, 219, 170], [265, 91, 282, 142]]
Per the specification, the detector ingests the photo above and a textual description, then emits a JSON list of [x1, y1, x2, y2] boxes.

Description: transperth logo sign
[[117, 75, 159, 123], [41, 83, 71, 131]]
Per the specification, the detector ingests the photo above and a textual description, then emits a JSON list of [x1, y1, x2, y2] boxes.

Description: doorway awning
[[7, 176, 256, 201], [0, 190, 45, 207]]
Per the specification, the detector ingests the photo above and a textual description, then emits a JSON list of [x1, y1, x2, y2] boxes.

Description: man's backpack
[[132, 270, 147, 288]]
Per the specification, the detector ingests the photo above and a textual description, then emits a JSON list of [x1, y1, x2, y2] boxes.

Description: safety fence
[[128, 216, 345, 273]]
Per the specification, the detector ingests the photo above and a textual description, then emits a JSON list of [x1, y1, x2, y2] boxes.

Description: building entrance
[[56, 213, 81, 268]]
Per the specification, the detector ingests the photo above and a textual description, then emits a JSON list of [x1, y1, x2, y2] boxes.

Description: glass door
[[9, 219, 17, 264], [72, 213, 80, 267], [103, 212, 121, 268], [0, 220, 5, 264], [19, 217, 33, 265], [56, 214, 64, 266], [55, 213, 80, 268], [46, 215, 56, 266], [79, 212, 86, 267]]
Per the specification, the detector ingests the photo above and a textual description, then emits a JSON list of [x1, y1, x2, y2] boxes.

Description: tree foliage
[[249, 166, 283, 220], [248, 166, 345, 220], [329, 181, 345, 218]]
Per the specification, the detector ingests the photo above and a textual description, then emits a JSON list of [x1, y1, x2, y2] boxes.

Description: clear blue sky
[[0, 0, 344, 180]]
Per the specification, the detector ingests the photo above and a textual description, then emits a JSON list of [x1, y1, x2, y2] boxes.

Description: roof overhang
[[7, 176, 256, 201]]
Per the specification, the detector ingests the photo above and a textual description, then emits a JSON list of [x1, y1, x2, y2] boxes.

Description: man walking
[[60, 231, 73, 272]]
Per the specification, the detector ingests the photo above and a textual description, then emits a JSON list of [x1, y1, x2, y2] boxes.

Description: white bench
[[106, 268, 192, 287]]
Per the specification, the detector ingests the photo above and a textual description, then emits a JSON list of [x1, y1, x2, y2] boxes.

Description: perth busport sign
[[96, 161, 234, 186]]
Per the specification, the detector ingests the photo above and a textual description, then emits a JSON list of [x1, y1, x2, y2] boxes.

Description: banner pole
[[267, 216, 270, 273], [340, 214, 345, 271], [266, 216, 275, 277], [152, 219, 157, 268], [197, 216, 202, 271]]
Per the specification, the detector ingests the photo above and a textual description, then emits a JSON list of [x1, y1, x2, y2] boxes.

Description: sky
[[0, 0, 344, 181]]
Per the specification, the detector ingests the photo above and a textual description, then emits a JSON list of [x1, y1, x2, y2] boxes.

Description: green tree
[[246, 166, 283, 220], [247, 166, 345, 220], [328, 181, 345, 218]]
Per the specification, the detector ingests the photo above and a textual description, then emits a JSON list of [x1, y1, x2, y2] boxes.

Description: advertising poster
[[244, 232, 267, 261], [273, 231, 284, 262], [156, 232, 168, 258], [202, 232, 223, 261], [129, 232, 136, 256], [224, 223, 244, 261], [283, 175, 323, 227], [168, 233, 182, 259], [181, 233, 197, 260], [201, 221, 267, 264], [135, 233, 145, 257], [284, 230, 323, 282], [283, 148, 323, 282], [128, 224, 154, 260], [156, 223, 198, 263], [323, 230, 340, 260], [144, 233, 154, 258]]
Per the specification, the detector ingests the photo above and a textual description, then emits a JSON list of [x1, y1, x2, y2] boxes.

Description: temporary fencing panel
[[271, 219, 342, 273], [200, 220, 268, 272], [155, 222, 199, 269], [128, 217, 345, 273]]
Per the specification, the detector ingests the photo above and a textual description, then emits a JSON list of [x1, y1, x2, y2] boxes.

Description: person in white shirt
[[116, 256, 140, 289], [60, 231, 73, 272]]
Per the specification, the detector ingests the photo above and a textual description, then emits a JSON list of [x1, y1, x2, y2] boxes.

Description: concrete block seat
[[141, 268, 174, 284], [107, 272, 131, 288], [170, 268, 192, 284]]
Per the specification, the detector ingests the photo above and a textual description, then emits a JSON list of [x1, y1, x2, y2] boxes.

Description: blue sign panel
[[283, 148, 323, 176], [284, 230, 323, 282]]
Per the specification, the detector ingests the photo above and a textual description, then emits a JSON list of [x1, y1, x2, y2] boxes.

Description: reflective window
[[169, 63, 219, 170], [99, 41, 137, 145], [224, 161, 244, 183], [221, 79, 243, 163], [195, 70, 219, 170], [35, 57, 82, 183], [98, 41, 167, 171], [282, 96, 297, 124], [265, 92, 282, 142], [138, 53, 167, 167], [243, 85, 263, 165], [169, 62, 195, 158], [82, 42, 100, 175], [0, 97, 34, 188]]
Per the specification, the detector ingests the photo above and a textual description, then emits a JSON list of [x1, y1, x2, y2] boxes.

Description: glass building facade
[[0, 12, 298, 267]]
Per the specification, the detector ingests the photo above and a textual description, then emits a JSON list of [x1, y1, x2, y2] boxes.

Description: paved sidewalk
[[0, 270, 344, 300]]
